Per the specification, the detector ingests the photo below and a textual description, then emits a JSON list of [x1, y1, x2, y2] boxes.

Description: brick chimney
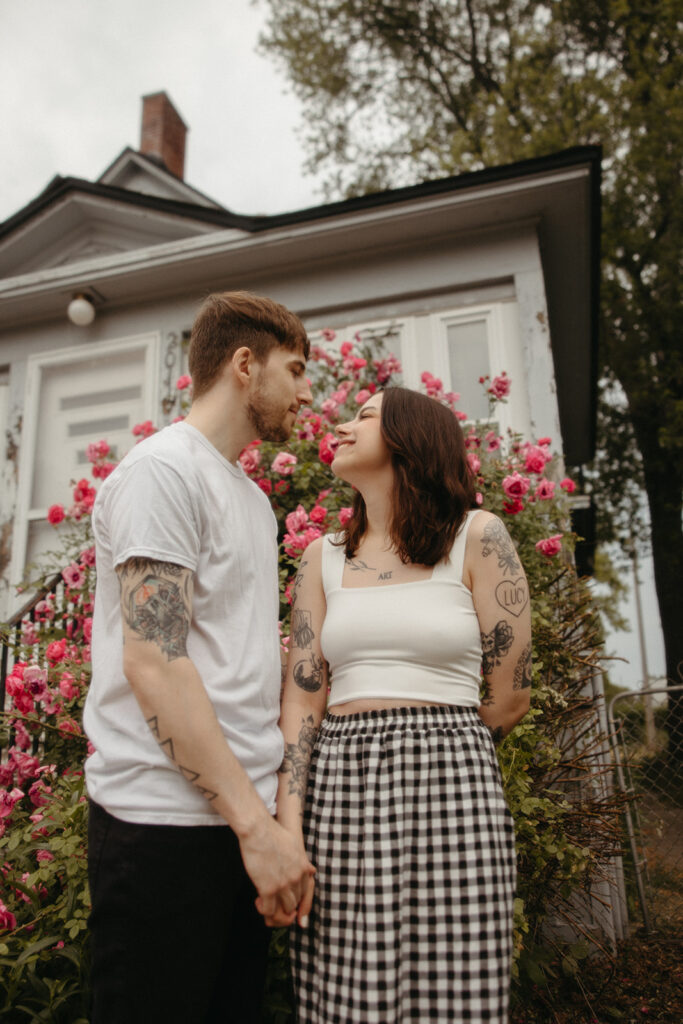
[[139, 92, 187, 179]]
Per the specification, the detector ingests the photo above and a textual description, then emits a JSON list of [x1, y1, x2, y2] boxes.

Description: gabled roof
[[97, 147, 225, 210], [0, 146, 601, 465]]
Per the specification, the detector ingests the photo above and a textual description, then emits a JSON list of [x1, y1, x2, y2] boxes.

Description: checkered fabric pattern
[[290, 705, 517, 1023]]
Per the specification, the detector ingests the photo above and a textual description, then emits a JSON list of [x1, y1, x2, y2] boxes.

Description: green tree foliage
[[259, 0, 683, 747]]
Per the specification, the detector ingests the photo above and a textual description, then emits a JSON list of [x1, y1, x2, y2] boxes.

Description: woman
[[274, 386, 532, 1023]]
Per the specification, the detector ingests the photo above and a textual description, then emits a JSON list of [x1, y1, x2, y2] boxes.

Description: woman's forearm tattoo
[[293, 653, 325, 692], [481, 519, 521, 576], [280, 714, 318, 800], [292, 609, 315, 649], [481, 620, 514, 675], [513, 642, 533, 689]]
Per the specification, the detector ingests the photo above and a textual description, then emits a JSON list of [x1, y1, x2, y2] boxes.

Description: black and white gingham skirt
[[290, 705, 517, 1023]]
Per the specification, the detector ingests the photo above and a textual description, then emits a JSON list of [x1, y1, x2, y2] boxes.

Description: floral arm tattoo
[[480, 519, 522, 576], [280, 714, 318, 804]]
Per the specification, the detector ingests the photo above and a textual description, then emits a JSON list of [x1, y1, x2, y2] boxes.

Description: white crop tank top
[[321, 509, 482, 708]]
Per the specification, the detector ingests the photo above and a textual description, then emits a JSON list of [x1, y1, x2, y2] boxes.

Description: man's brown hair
[[188, 291, 310, 399], [340, 386, 477, 566]]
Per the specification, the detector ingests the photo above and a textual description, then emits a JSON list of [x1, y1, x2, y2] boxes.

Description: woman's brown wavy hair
[[340, 386, 477, 565]]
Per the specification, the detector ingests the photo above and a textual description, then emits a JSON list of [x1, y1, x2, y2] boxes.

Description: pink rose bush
[[0, 332, 588, 1012]]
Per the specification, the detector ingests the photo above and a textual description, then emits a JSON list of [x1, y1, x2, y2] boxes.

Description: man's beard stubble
[[246, 388, 291, 443]]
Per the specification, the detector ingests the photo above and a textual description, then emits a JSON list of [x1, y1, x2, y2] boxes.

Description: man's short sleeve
[[104, 455, 200, 571]]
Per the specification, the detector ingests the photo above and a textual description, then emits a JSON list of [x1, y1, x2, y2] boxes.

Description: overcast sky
[[0, 0, 325, 223], [0, 0, 666, 691]]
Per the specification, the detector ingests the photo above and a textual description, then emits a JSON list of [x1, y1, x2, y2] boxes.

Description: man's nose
[[299, 378, 313, 405]]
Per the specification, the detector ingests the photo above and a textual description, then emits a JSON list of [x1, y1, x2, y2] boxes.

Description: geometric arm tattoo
[[118, 559, 191, 661], [280, 714, 318, 803]]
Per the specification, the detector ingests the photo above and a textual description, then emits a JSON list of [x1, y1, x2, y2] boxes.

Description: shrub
[[0, 330, 620, 1019]]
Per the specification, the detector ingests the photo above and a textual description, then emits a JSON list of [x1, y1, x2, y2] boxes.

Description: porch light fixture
[[67, 294, 96, 326]]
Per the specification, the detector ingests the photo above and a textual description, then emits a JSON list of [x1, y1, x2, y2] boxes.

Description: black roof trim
[[0, 145, 601, 244]]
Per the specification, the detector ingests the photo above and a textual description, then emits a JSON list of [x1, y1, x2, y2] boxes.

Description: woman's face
[[331, 393, 392, 484]]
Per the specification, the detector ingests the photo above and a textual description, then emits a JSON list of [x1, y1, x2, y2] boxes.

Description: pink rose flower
[[82, 617, 93, 643], [354, 389, 372, 405], [524, 443, 552, 474], [535, 479, 556, 500], [46, 639, 68, 664], [132, 420, 156, 439], [36, 849, 54, 863], [62, 562, 85, 589], [59, 672, 79, 701], [11, 752, 40, 782], [286, 506, 309, 534], [560, 477, 576, 493], [0, 787, 24, 819], [502, 497, 524, 515], [274, 481, 290, 495], [467, 453, 481, 475], [28, 780, 52, 808], [239, 448, 262, 475], [176, 374, 192, 390], [488, 372, 511, 399], [536, 534, 563, 558], [338, 507, 354, 527], [502, 472, 531, 499], [340, 341, 353, 356], [321, 328, 336, 342], [256, 478, 272, 496], [0, 900, 17, 932], [318, 433, 338, 466], [271, 452, 297, 475], [46, 504, 65, 525], [475, 492, 484, 506], [309, 505, 328, 524]]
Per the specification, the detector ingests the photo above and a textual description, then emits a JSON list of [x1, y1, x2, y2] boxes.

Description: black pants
[[87, 800, 270, 1024]]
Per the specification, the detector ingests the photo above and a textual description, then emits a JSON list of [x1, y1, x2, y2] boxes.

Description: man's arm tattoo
[[293, 653, 325, 692], [513, 642, 533, 690], [145, 715, 218, 801], [119, 561, 191, 661], [481, 620, 514, 675], [280, 714, 318, 801], [378, 571, 393, 581], [481, 519, 521, 576], [292, 609, 315, 649]]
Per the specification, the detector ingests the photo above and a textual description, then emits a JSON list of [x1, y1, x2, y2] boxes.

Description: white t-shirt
[[83, 421, 284, 824]]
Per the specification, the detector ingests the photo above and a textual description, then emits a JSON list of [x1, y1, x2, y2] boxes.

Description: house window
[[308, 299, 528, 436], [11, 335, 159, 597]]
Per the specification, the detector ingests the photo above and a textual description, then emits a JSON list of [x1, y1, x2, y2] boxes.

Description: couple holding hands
[[84, 291, 530, 1023]]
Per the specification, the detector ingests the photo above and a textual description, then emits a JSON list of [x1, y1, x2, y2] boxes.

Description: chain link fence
[[608, 684, 683, 934]]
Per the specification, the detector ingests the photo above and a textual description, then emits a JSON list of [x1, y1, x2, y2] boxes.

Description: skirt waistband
[[320, 704, 484, 736]]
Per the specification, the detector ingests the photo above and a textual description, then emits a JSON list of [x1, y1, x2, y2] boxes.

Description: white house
[[0, 92, 600, 615]]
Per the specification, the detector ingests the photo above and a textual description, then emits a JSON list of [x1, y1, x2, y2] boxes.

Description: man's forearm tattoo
[[280, 714, 318, 801], [481, 519, 521, 576], [119, 560, 191, 661], [293, 653, 325, 692], [481, 620, 514, 675], [145, 715, 218, 801], [513, 642, 533, 690], [292, 609, 315, 649]]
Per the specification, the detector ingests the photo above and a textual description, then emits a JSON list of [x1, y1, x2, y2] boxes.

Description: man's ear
[[230, 346, 255, 387]]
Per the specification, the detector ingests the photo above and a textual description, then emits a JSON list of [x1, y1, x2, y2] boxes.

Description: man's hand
[[238, 814, 315, 926]]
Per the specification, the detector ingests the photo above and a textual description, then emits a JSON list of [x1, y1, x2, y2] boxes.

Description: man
[[83, 291, 315, 1023]]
